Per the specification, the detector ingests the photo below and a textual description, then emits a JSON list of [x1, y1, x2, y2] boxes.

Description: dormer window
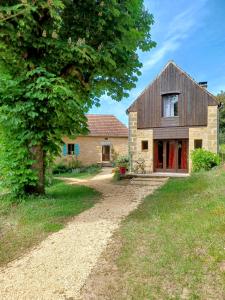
[[163, 94, 178, 117]]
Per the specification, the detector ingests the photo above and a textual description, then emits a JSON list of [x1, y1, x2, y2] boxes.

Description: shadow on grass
[[0, 180, 100, 266]]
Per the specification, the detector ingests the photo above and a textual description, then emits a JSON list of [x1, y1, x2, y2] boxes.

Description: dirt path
[[0, 169, 166, 300]]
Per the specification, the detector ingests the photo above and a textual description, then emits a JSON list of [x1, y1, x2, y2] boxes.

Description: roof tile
[[86, 114, 128, 137]]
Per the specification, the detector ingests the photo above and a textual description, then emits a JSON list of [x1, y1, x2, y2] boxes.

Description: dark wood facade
[[153, 127, 189, 139], [128, 62, 218, 129]]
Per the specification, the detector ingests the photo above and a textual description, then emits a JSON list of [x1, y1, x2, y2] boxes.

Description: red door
[[154, 140, 188, 173]]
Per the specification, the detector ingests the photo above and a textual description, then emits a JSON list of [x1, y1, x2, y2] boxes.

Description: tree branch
[[60, 64, 90, 89], [0, 5, 31, 23]]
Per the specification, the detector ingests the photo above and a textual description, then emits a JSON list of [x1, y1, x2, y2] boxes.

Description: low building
[[127, 61, 219, 174], [58, 114, 128, 166]]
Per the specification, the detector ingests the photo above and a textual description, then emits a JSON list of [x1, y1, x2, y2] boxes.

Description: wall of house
[[128, 62, 217, 128], [56, 136, 128, 166], [129, 106, 218, 173], [189, 106, 218, 170], [129, 112, 153, 173]]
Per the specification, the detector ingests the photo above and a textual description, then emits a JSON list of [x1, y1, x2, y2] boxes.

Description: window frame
[[67, 143, 75, 155], [194, 139, 202, 149], [162, 94, 179, 118], [141, 140, 149, 151]]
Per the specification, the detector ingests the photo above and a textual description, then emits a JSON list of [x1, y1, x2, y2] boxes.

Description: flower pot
[[119, 166, 126, 175]]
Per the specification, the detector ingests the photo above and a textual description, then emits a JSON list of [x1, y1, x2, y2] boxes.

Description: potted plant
[[116, 155, 129, 175]]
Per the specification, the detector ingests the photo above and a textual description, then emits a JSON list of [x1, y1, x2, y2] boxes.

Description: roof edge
[[127, 60, 219, 112]]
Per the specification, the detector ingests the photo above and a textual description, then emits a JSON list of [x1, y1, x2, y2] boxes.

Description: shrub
[[81, 164, 101, 174], [191, 148, 221, 172], [115, 155, 129, 168], [52, 163, 72, 174], [52, 162, 101, 175], [68, 159, 82, 169], [111, 147, 119, 166], [113, 168, 121, 181], [219, 144, 225, 163]]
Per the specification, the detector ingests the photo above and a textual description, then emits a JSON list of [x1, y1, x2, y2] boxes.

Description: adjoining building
[[58, 114, 128, 166]]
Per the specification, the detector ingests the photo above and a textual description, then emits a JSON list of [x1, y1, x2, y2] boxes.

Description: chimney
[[198, 81, 208, 89]]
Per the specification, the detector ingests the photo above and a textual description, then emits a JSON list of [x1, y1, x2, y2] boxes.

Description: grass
[[0, 179, 100, 267], [54, 167, 101, 179], [55, 171, 98, 179], [96, 167, 225, 299]]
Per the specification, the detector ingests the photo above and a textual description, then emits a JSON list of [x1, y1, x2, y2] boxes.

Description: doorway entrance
[[154, 139, 188, 173], [102, 145, 110, 162]]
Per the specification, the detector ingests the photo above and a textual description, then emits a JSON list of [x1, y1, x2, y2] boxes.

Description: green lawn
[[54, 167, 101, 179], [0, 180, 100, 266], [99, 167, 225, 299]]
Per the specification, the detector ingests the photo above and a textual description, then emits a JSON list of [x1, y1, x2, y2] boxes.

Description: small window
[[68, 143, 75, 155], [194, 140, 202, 149], [142, 140, 148, 151], [163, 94, 178, 117]]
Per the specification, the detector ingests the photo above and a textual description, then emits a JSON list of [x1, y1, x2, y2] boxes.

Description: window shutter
[[75, 144, 80, 156], [63, 144, 67, 156]]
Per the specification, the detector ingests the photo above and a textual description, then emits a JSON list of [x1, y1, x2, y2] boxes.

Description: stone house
[[59, 114, 128, 166], [127, 61, 219, 174]]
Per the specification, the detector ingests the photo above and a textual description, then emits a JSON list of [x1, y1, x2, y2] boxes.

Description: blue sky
[[89, 0, 225, 125]]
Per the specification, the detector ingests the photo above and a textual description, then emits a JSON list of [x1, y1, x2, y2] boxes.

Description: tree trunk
[[25, 144, 45, 195]]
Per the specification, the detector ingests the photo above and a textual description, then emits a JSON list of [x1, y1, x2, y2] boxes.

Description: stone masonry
[[189, 105, 218, 170], [56, 136, 128, 166], [129, 106, 218, 174], [129, 112, 153, 173]]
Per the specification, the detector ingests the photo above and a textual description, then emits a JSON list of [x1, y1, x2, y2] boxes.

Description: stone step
[[130, 181, 165, 186], [131, 178, 168, 183]]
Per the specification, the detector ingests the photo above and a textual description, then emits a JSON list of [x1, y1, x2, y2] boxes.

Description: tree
[[0, 0, 155, 196], [216, 91, 225, 144]]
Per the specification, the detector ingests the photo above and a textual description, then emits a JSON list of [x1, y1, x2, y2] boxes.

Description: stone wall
[[129, 112, 154, 173], [56, 136, 128, 166], [129, 106, 218, 173], [189, 106, 218, 170]]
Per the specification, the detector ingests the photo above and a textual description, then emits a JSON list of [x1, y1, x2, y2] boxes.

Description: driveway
[[0, 169, 166, 300]]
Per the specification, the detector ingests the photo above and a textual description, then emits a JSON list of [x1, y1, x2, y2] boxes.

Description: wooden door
[[165, 140, 177, 172], [177, 140, 188, 172], [102, 145, 110, 161], [154, 140, 188, 173]]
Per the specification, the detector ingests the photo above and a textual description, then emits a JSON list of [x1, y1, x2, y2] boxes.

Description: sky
[[89, 0, 225, 125]]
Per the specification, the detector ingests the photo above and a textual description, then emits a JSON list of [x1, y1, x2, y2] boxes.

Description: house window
[[68, 143, 75, 155], [142, 140, 148, 151], [194, 139, 202, 149], [163, 94, 178, 117]]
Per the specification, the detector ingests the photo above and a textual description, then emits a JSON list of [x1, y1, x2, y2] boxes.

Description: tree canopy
[[216, 90, 225, 144], [0, 0, 155, 195]]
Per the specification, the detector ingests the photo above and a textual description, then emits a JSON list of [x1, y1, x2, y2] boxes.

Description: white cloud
[[142, 39, 179, 70], [142, 0, 208, 71]]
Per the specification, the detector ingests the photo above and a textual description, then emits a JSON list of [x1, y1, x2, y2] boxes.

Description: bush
[[113, 168, 121, 181], [82, 164, 101, 174], [111, 147, 119, 166], [52, 162, 101, 175], [191, 149, 221, 172], [52, 163, 72, 174], [115, 155, 129, 168], [68, 159, 82, 169]]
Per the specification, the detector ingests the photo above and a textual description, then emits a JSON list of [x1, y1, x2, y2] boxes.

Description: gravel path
[[0, 169, 165, 300]]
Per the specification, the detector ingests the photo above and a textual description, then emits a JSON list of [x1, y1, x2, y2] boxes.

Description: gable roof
[[127, 60, 218, 113], [86, 114, 128, 137]]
